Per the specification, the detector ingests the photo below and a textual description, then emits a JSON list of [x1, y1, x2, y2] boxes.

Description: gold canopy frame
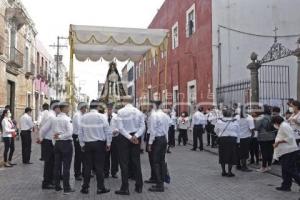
[[68, 24, 169, 114]]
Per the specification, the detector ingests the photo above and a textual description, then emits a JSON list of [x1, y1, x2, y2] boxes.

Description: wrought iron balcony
[[7, 47, 23, 68]]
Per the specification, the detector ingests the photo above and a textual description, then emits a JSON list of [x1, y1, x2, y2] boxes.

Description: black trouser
[[237, 137, 251, 167], [145, 133, 155, 180], [104, 137, 119, 176], [178, 129, 188, 145], [206, 123, 217, 147], [193, 125, 204, 150], [279, 151, 300, 189], [249, 137, 259, 163], [21, 130, 32, 163], [152, 136, 167, 188], [54, 140, 73, 190], [3, 137, 15, 162], [82, 140, 106, 190], [259, 141, 274, 168], [118, 134, 143, 190], [42, 139, 54, 186], [73, 134, 83, 177], [168, 125, 175, 147]]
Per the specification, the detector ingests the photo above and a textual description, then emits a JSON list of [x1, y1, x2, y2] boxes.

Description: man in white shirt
[[37, 103, 49, 161], [19, 107, 34, 164], [191, 107, 207, 151], [148, 100, 170, 192], [115, 96, 145, 195], [78, 100, 111, 195], [39, 100, 60, 190], [104, 103, 119, 179], [72, 102, 88, 181], [52, 102, 74, 194]]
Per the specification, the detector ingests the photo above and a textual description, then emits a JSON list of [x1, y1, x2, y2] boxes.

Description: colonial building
[[0, 0, 38, 119]]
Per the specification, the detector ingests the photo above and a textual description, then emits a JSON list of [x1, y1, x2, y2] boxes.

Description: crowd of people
[[1, 97, 300, 195]]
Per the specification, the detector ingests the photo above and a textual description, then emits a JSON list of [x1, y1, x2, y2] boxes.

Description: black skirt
[[218, 136, 237, 165], [239, 137, 251, 159]]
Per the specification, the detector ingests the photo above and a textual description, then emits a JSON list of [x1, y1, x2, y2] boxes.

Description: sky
[[21, 0, 165, 100]]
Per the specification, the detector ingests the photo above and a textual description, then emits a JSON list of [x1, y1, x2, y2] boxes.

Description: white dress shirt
[[104, 112, 119, 137], [237, 114, 255, 139], [215, 118, 240, 142], [1, 117, 15, 137], [72, 111, 83, 135], [79, 110, 112, 147], [191, 111, 207, 126], [53, 113, 73, 141], [170, 111, 177, 126], [37, 110, 49, 128], [274, 122, 299, 160], [19, 113, 34, 131], [39, 110, 56, 140], [148, 109, 171, 145], [117, 104, 145, 140]]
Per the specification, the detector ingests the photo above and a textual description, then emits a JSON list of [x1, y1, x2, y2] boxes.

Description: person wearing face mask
[[0, 109, 16, 167], [177, 111, 190, 146], [19, 107, 35, 164], [272, 115, 300, 192], [287, 100, 300, 145]]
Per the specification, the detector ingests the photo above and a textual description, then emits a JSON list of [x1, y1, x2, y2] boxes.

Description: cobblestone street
[[0, 140, 299, 200]]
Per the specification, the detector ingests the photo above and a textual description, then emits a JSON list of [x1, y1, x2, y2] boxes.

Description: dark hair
[[271, 115, 284, 125], [223, 109, 233, 118], [25, 107, 32, 113], [78, 102, 88, 110], [240, 105, 245, 118], [90, 100, 99, 110], [59, 102, 69, 110], [292, 100, 300, 110], [198, 107, 204, 112], [272, 106, 281, 113], [263, 105, 271, 115], [42, 103, 49, 111], [5, 105, 10, 110], [50, 100, 60, 110], [0, 109, 9, 130]]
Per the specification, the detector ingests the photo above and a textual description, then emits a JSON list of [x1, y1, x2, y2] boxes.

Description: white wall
[[212, 0, 300, 100]]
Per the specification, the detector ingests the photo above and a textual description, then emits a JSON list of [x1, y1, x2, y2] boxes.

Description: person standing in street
[[79, 100, 111, 195], [104, 103, 119, 179], [52, 102, 74, 194], [177, 111, 190, 146], [0, 109, 16, 167], [167, 107, 176, 153], [39, 100, 60, 189], [19, 107, 34, 164], [72, 102, 88, 181], [191, 107, 206, 151], [37, 103, 50, 161], [115, 96, 145, 195], [148, 100, 170, 192]]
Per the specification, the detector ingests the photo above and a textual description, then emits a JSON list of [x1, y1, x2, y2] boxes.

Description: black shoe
[[167, 150, 172, 154], [104, 174, 109, 179], [221, 172, 228, 177], [275, 187, 291, 192], [135, 187, 143, 193], [75, 176, 82, 181], [144, 179, 156, 184], [199, 148, 204, 151], [227, 172, 235, 177], [190, 148, 196, 151], [80, 188, 89, 194], [149, 186, 164, 192], [236, 165, 242, 170], [23, 162, 33, 165], [8, 162, 17, 166], [42, 184, 55, 190], [97, 188, 110, 194], [115, 190, 130, 195], [241, 167, 252, 172], [55, 186, 63, 191], [64, 188, 75, 194], [111, 174, 118, 179]]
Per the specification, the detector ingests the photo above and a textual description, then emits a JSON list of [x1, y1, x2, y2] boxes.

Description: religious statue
[[100, 62, 127, 103]]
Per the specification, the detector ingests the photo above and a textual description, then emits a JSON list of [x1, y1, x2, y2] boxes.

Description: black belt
[[21, 130, 31, 133], [194, 124, 203, 127]]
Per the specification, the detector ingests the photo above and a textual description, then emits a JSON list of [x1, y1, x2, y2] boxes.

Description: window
[[24, 46, 29, 70], [172, 22, 179, 49], [186, 4, 196, 37]]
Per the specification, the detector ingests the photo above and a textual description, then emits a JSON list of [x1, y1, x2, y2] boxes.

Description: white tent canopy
[[70, 24, 169, 62]]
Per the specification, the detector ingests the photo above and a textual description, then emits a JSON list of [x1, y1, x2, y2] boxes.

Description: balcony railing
[[25, 62, 35, 78], [0, 35, 4, 55], [8, 47, 23, 68]]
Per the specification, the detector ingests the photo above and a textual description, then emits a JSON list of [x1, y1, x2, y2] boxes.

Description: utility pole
[[50, 36, 68, 100]]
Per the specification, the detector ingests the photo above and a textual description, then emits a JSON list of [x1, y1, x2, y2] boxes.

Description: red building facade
[[135, 0, 212, 114]]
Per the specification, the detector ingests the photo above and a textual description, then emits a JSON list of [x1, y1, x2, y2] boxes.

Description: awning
[[69, 24, 169, 62]]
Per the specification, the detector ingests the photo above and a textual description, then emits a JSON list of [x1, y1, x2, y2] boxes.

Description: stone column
[[247, 52, 261, 106], [294, 38, 300, 100]]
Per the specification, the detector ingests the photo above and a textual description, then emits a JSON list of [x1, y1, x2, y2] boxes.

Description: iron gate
[[216, 65, 290, 111]]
